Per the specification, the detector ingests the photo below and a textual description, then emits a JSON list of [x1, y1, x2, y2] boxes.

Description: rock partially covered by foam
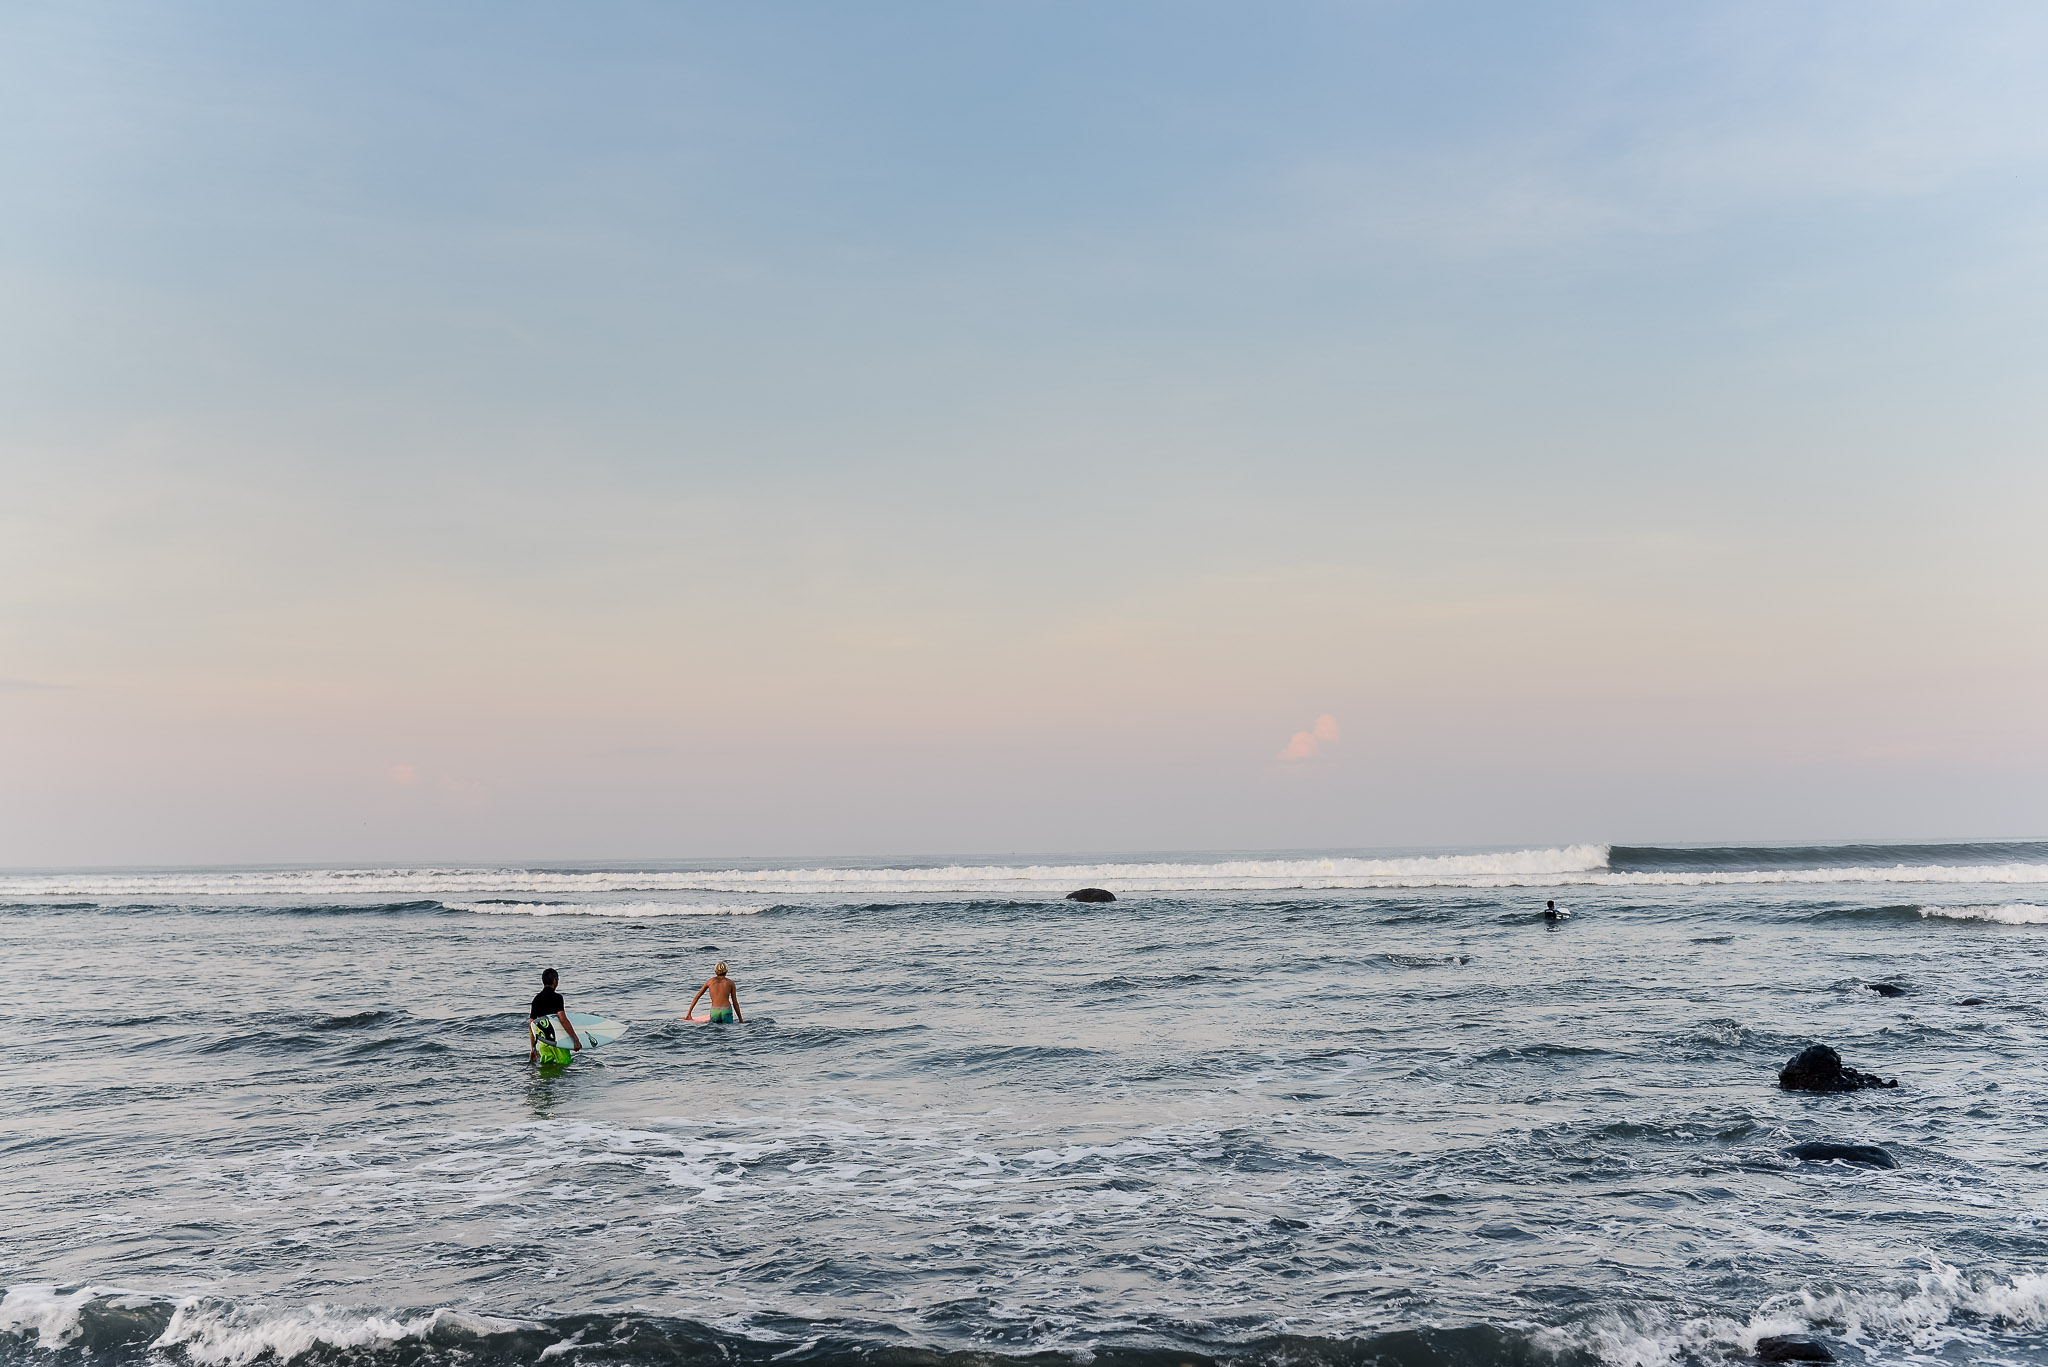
[[1778, 1044, 1897, 1092], [1066, 887, 1116, 903], [1756, 1334, 1834, 1362], [1783, 1141, 1897, 1169]]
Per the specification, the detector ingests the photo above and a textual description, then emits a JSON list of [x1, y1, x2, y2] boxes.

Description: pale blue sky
[[4, 3, 2047, 864]]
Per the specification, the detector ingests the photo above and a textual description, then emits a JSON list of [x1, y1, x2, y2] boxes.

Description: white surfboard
[[563, 1010, 629, 1048]]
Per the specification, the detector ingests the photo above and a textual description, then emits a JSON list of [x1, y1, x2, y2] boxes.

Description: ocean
[[5, 841, 2048, 1367]]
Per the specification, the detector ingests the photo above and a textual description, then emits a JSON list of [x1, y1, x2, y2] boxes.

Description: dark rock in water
[[1755, 1334, 1834, 1362], [1959, 997, 1987, 1006], [1784, 1141, 1898, 1169], [1865, 982, 1907, 997], [1066, 888, 1116, 903], [1778, 1044, 1897, 1092]]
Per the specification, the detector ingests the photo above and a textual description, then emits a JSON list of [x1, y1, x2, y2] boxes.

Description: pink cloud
[[1278, 714, 1341, 761], [1278, 731, 1319, 760], [390, 763, 418, 786]]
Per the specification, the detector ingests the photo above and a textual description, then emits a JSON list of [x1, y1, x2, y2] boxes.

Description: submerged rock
[[1778, 1045, 1897, 1092], [1784, 1141, 1898, 1169], [1864, 982, 1907, 997], [1959, 997, 1987, 1006], [1756, 1334, 1834, 1363], [1066, 887, 1116, 903]]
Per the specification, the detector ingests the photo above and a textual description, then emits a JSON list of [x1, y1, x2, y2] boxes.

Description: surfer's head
[[542, 967, 559, 987], [714, 961, 728, 976]]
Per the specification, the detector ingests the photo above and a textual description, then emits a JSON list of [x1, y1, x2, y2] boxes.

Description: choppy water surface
[[6, 842, 2048, 1367]]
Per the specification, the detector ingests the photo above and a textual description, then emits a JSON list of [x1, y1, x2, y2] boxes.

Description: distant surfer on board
[[1542, 901, 1569, 923], [529, 967, 585, 1064], [686, 961, 744, 1024]]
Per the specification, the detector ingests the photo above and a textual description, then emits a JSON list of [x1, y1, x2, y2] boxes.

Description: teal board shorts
[[707, 1008, 736, 1024]]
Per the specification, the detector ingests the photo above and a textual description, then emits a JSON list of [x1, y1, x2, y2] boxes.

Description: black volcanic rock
[[1756, 1335, 1834, 1362], [1779, 1045, 1897, 1092], [1865, 982, 1907, 997], [1784, 1141, 1897, 1169], [1066, 888, 1116, 903]]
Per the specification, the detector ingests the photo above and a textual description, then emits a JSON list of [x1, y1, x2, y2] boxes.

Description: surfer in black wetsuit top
[[528, 967, 584, 1063], [1542, 900, 1567, 922]]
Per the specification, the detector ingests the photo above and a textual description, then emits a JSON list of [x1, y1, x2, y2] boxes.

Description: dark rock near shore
[[1784, 1141, 1898, 1169], [1959, 997, 1987, 1006], [1755, 1334, 1834, 1362], [1865, 982, 1907, 997], [1779, 1044, 1897, 1092], [1066, 888, 1116, 903]]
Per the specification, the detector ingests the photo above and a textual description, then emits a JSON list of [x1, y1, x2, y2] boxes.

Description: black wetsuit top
[[530, 989, 565, 1020]]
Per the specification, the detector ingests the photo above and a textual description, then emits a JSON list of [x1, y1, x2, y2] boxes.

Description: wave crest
[[11, 843, 2048, 904], [445, 901, 766, 918], [0, 848, 1613, 901], [1920, 903, 2048, 925]]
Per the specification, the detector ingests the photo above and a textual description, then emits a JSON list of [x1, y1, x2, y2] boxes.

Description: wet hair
[[714, 961, 728, 976], [542, 968, 559, 986]]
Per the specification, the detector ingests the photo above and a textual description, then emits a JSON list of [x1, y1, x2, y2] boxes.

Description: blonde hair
[[714, 961, 728, 975]]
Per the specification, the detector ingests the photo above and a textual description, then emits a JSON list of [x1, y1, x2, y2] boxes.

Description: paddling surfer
[[686, 961, 744, 1023], [529, 967, 585, 1063]]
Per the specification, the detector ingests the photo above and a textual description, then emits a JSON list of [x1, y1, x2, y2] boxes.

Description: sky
[[4, 1, 2047, 866]]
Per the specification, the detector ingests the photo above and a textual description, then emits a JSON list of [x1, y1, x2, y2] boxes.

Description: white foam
[[444, 900, 765, 918], [153, 1300, 524, 1366], [1922, 902, 2048, 925], [1778, 1258, 2048, 1347], [1538, 1259, 2048, 1366], [11, 846, 2048, 902], [0, 846, 1608, 899], [0, 1285, 97, 1348]]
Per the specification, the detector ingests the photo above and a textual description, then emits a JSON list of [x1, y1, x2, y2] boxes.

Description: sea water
[[4, 842, 2048, 1367]]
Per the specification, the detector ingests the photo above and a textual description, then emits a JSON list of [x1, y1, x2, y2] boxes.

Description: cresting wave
[[0, 1289, 1579, 1367], [1921, 902, 2048, 925], [12, 1263, 2048, 1367], [1534, 1257, 2048, 1364], [444, 900, 768, 917], [6, 842, 2048, 902], [0, 846, 1608, 899]]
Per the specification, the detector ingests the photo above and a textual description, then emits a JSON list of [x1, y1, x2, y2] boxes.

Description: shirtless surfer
[[529, 967, 585, 1063], [686, 961, 744, 1023]]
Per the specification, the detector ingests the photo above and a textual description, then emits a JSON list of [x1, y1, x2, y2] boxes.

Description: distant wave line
[[7, 845, 2048, 898]]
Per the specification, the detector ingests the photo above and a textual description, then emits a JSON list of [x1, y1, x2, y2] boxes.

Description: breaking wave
[[1920, 902, 2048, 925], [1609, 841, 2048, 871], [0, 848, 1611, 900], [444, 900, 768, 918], [1535, 1257, 2048, 1364], [12, 1262, 2048, 1367], [0, 1287, 1590, 1367], [5, 841, 2048, 905]]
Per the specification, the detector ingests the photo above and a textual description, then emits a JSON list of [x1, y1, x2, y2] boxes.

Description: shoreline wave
[[11, 1264, 2048, 1367]]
